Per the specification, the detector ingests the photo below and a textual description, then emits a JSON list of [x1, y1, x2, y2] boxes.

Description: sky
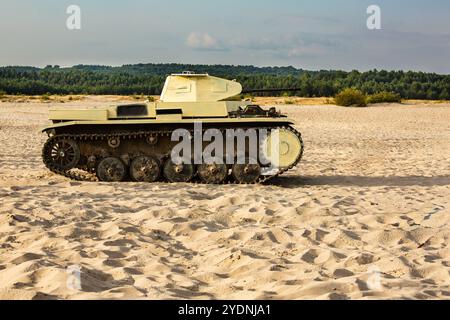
[[1, 0, 450, 73]]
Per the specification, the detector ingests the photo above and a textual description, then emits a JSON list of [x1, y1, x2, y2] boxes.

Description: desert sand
[[0, 96, 449, 300]]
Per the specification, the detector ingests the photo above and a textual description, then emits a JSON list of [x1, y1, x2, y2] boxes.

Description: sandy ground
[[0, 97, 449, 300]]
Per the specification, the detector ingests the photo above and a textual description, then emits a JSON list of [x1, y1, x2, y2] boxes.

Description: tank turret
[[160, 73, 242, 102]]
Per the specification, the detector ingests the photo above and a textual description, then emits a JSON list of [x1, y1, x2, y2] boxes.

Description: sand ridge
[[0, 98, 449, 299]]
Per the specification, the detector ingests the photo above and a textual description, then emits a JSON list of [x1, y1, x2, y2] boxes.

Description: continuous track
[[42, 126, 304, 184]]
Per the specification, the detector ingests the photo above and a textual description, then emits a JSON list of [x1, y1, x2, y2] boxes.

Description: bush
[[367, 91, 402, 104], [334, 88, 367, 107], [147, 96, 155, 102], [0, 90, 5, 98], [284, 99, 295, 105], [41, 93, 51, 101]]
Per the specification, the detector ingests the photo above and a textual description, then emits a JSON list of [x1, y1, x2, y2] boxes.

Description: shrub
[[367, 91, 402, 104], [147, 96, 155, 102], [41, 93, 51, 101], [334, 88, 367, 107], [284, 99, 295, 105], [0, 90, 5, 99]]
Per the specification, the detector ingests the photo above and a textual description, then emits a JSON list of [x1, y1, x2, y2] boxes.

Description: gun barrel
[[242, 88, 302, 94]]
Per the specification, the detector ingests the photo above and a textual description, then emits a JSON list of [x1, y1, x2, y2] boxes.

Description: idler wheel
[[96, 157, 127, 182], [198, 159, 228, 184], [43, 137, 80, 171], [163, 159, 195, 183], [262, 128, 303, 169], [130, 156, 160, 182], [232, 158, 261, 184]]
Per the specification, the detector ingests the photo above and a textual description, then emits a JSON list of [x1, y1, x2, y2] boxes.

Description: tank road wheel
[[96, 157, 127, 182], [232, 158, 261, 184], [43, 137, 80, 171], [198, 160, 228, 184], [130, 156, 160, 182], [163, 159, 195, 183]]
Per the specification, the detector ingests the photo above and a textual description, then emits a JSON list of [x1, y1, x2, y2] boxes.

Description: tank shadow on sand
[[270, 175, 450, 188]]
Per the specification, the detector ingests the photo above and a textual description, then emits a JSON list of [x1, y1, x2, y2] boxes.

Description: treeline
[[0, 64, 449, 99]]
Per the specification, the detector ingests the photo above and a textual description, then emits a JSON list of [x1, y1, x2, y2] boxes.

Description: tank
[[41, 72, 304, 184]]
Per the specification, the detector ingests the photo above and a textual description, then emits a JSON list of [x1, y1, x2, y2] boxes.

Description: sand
[[0, 96, 449, 300]]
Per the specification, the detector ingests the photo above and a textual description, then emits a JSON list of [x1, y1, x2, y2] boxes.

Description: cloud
[[287, 44, 328, 58], [231, 36, 290, 51], [230, 34, 334, 58], [185, 32, 226, 51]]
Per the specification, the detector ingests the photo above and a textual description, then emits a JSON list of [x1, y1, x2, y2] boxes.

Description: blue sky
[[1, 0, 450, 73]]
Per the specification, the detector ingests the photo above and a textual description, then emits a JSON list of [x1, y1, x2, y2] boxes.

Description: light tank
[[41, 72, 304, 184]]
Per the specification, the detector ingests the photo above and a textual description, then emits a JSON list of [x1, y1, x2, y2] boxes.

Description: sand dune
[[0, 98, 449, 299]]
